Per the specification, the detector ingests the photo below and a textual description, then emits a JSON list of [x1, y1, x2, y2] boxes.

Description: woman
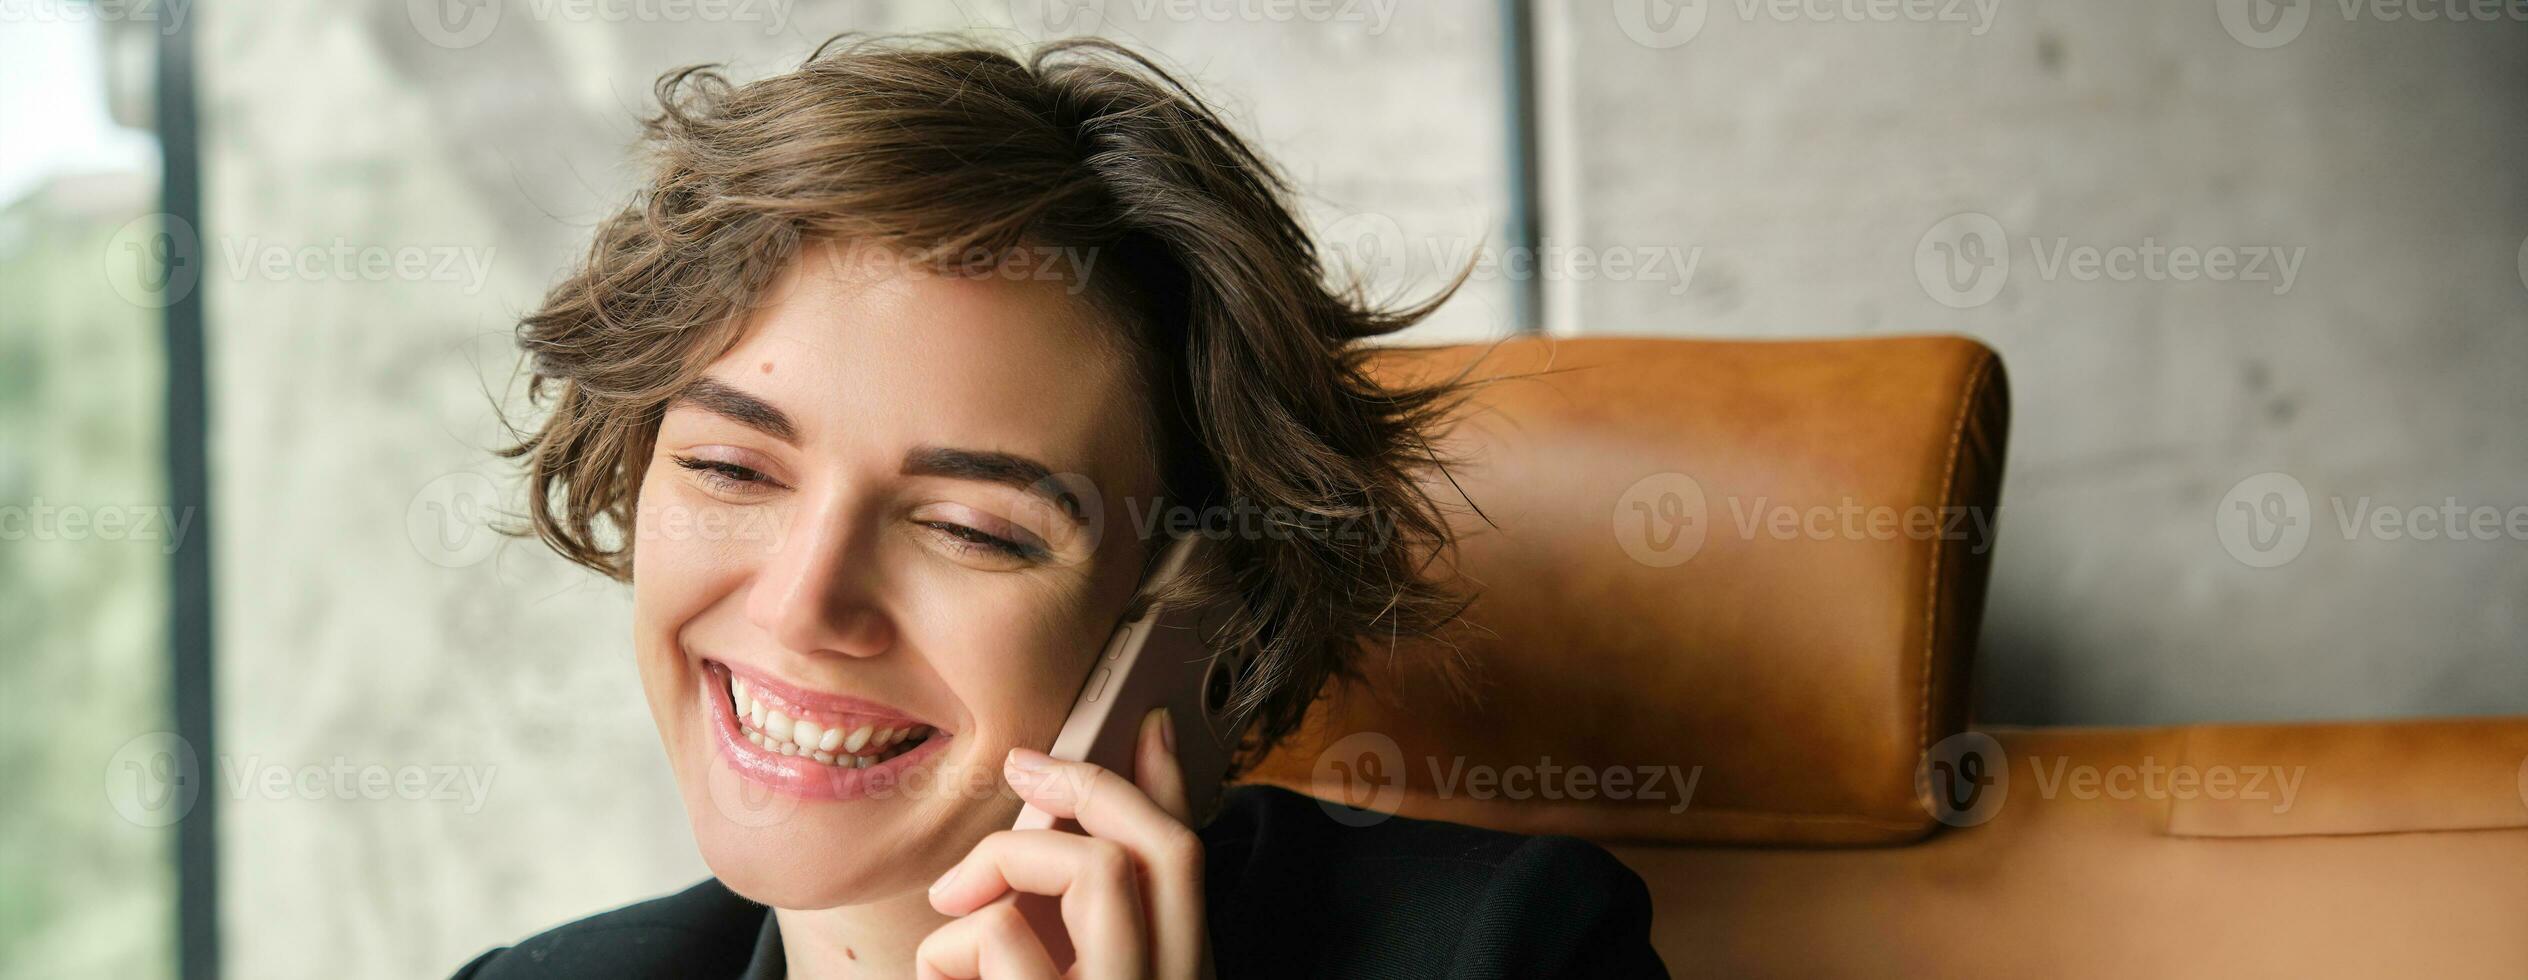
[[458, 34, 1664, 979]]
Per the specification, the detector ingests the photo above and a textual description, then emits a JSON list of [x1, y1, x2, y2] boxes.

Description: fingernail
[[1155, 708, 1177, 754], [929, 864, 961, 895], [1006, 747, 1053, 776]]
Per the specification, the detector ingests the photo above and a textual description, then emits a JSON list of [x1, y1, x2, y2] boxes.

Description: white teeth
[[730, 680, 933, 769]]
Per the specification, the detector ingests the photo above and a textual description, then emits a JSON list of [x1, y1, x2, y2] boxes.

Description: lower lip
[[700, 661, 951, 801]]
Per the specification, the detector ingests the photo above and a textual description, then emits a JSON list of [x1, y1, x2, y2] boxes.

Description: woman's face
[[629, 242, 1161, 910]]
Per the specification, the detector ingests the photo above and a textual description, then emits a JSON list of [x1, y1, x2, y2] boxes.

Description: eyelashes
[[671, 453, 1044, 564], [671, 454, 778, 493], [916, 521, 1046, 562]]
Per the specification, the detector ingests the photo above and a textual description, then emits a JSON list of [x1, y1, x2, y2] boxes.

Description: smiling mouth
[[720, 668, 938, 770]]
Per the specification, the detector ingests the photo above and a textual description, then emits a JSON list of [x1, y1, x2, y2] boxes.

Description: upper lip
[[708, 659, 942, 731]]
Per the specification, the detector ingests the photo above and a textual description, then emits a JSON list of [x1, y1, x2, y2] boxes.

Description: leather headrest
[[1243, 335, 2010, 845]]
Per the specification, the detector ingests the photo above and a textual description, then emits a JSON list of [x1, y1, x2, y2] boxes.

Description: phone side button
[[1083, 667, 1113, 703]]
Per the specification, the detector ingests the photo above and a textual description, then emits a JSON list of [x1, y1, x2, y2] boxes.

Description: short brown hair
[[506, 34, 1477, 762]]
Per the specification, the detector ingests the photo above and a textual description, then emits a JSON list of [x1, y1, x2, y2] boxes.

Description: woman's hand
[[918, 708, 1211, 980]]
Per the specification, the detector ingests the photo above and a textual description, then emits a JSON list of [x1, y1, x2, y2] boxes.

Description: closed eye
[[917, 521, 1047, 563], [671, 454, 782, 493]]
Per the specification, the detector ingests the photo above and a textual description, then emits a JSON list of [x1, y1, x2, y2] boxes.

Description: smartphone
[[1013, 533, 1253, 832]]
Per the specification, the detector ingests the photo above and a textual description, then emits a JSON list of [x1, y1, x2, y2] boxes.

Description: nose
[[744, 494, 896, 658]]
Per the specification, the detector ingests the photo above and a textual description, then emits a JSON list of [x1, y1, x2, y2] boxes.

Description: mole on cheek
[[760, 361, 775, 374]]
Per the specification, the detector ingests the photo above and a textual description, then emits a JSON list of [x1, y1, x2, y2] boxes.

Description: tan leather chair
[[1246, 336, 2528, 978]]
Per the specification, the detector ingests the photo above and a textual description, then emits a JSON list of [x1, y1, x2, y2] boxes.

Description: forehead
[[704, 242, 1154, 486]]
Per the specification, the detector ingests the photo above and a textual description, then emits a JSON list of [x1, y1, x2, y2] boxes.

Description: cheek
[[631, 473, 770, 627], [628, 475, 759, 717], [914, 582, 1106, 754]]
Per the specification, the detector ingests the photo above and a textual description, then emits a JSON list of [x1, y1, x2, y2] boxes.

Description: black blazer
[[455, 785, 1668, 978]]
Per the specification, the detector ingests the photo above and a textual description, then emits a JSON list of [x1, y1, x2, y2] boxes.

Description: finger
[[916, 899, 1061, 980], [1129, 710, 1209, 980], [1136, 707, 1193, 824], [1002, 747, 1193, 855], [1005, 746, 1208, 980], [929, 830, 1147, 980]]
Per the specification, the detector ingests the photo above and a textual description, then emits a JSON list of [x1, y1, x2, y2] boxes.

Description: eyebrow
[[673, 378, 797, 443], [902, 445, 1088, 525]]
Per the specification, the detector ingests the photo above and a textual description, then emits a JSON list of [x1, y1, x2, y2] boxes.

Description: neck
[[774, 889, 953, 980]]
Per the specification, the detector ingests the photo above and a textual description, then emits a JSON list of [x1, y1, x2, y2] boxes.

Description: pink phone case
[[1013, 534, 1251, 832]]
